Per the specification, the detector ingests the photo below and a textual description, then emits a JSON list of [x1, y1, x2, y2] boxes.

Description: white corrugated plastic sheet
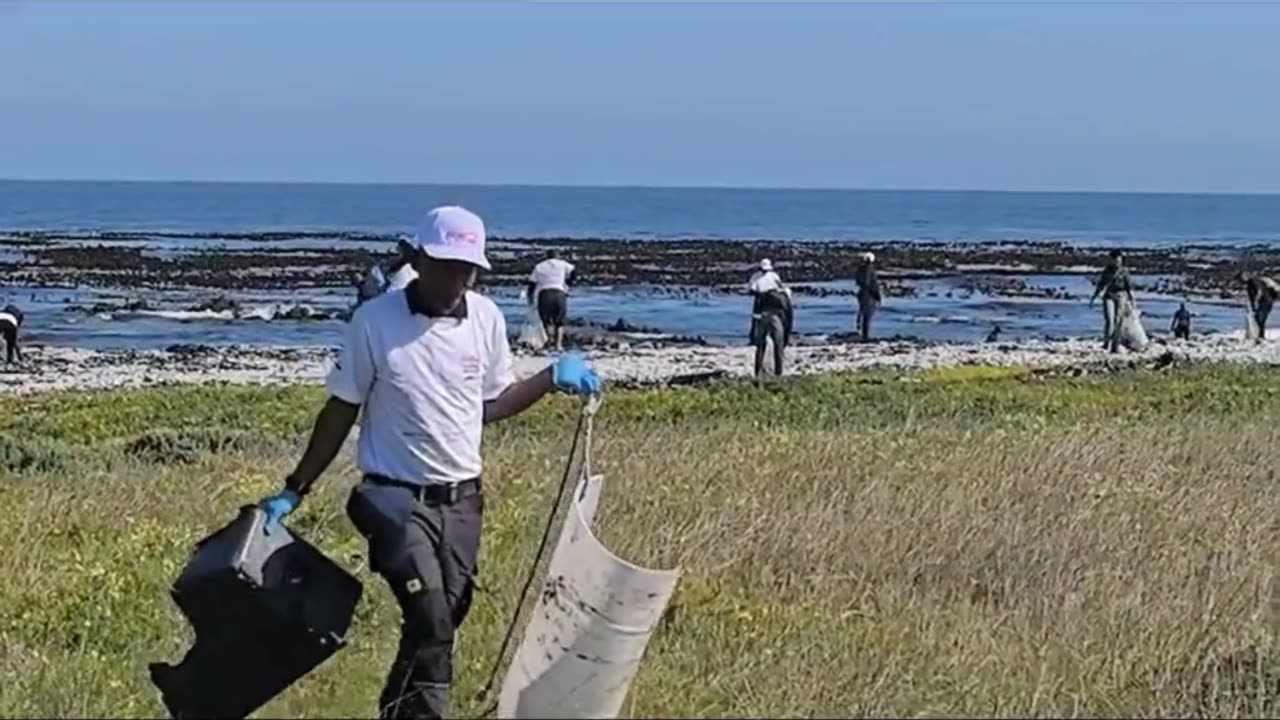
[[498, 403, 680, 719]]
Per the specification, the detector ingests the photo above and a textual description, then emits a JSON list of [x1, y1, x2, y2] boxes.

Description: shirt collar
[[404, 279, 468, 319]]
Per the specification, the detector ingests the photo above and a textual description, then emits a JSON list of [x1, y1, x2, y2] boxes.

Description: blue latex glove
[[552, 352, 602, 396], [259, 489, 301, 535]]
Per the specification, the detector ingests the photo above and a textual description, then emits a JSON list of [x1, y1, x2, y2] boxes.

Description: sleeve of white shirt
[[326, 312, 376, 405], [484, 310, 517, 401]]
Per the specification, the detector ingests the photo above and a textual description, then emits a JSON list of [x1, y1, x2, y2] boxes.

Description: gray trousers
[[1257, 298, 1274, 340], [750, 312, 785, 377], [1102, 296, 1119, 351], [857, 294, 879, 341], [346, 481, 484, 720]]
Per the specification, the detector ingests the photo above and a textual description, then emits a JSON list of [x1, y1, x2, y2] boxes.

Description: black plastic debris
[[149, 505, 363, 719]]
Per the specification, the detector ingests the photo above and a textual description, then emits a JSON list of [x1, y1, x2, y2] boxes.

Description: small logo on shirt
[[462, 355, 481, 380]]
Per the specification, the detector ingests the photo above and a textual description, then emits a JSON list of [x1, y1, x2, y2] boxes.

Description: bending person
[[527, 249, 576, 352], [1241, 271, 1279, 342], [0, 304, 22, 365]]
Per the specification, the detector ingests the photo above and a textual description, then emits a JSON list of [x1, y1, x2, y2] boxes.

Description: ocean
[[2, 180, 1277, 351], [6, 180, 1280, 246]]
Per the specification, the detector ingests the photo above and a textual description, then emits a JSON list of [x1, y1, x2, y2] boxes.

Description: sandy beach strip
[[2, 333, 1278, 396]]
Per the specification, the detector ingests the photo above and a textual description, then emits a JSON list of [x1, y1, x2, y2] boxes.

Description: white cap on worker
[[862, 252, 876, 263], [759, 258, 774, 272], [412, 205, 490, 271]]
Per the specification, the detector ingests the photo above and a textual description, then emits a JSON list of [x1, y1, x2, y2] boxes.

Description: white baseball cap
[[412, 205, 490, 271], [759, 258, 774, 272], [861, 252, 876, 263]]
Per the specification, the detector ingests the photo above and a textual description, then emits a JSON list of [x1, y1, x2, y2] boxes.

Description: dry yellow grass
[[1, 365, 1279, 717]]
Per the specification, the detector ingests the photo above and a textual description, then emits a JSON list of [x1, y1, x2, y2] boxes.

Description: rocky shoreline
[[5, 230, 1279, 299], [2, 333, 1277, 396]]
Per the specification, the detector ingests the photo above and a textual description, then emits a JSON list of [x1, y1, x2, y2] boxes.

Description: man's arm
[[484, 367, 554, 424], [285, 397, 360, 496], [481, 307, 545, 425], [283, 310, 375, 496]]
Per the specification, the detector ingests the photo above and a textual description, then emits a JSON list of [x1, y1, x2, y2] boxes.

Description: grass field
[[3, 364, 1280, 718]]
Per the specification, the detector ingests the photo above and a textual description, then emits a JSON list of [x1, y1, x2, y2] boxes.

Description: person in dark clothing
[[1089, 250, 1134, 353], [750, 288, 791, 378], [0, 304, 22, 365], [1171, 302, 1193, 341], [854, 252, 882, 342], [1240, 272, 1279, 342]]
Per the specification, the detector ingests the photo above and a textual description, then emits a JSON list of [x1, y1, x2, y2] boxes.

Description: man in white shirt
[[0, 304, 22, 365], [357, 238, 420, 309], [746, 259, 792, 378], [526, 249, 577, 351], [747, 258, 782, 295], [255, 206, 602, 720]]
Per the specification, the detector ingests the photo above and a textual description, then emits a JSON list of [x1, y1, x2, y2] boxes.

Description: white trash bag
[[1114, 295, 1149, 352], [1246, 307, 1262, 341], [498, 406, 680, 719], [517, 289, 548, 349]]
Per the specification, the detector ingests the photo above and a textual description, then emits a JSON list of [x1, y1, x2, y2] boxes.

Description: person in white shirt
[[357, 238, 421, 309], [746, 259, 793, 378], [747, 258, 783, 295], [255, 206, 602, 720], [526, 249, 577, 351], [0, 304, 22, 365]]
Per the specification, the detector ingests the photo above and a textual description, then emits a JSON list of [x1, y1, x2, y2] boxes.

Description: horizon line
[[3, 176, 1280, 199]]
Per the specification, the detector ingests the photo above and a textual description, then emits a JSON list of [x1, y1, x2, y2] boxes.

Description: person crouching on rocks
[[527, 249, 576, 352], [0, 304, 23, 365], [854, 252, 882, 342], [1171, 302, 1193, 341], [1240, 271, 1280, 342], [747, 259, 792, 379], [1089, 250, 1133, 353]]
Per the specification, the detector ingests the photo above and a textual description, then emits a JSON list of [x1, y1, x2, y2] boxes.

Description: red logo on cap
[[446, 231, 479, 244]]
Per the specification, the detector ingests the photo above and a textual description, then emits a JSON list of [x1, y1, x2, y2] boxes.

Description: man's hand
[[553, 352, 602, 395], [259, 489, 301, 535]]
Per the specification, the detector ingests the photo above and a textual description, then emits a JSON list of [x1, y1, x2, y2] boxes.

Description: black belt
[[364, 474, 482, 505]]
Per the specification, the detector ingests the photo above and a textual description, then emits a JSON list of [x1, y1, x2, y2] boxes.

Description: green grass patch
[[3, 364, 1280, 717]]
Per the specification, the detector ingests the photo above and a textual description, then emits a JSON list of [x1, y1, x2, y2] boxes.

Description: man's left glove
[[259, 488, 302, 535], [552, 351, 603, 396]]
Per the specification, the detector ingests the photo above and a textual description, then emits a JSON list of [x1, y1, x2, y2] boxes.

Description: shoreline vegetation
[[0, 331, 1277, 395], [3, 363, 1280, 716]]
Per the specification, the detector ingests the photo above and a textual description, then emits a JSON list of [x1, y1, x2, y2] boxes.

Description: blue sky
[[2, 1, 1279, 193]]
